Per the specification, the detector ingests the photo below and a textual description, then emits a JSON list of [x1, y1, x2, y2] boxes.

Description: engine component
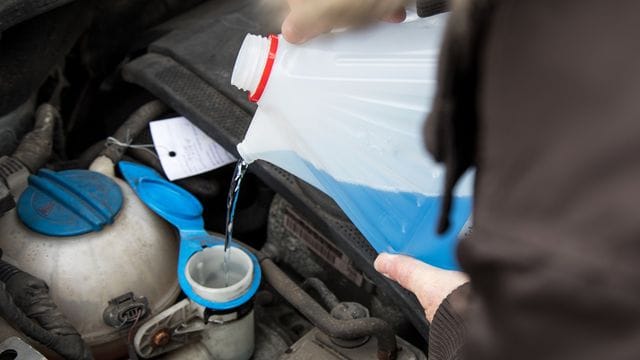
[[0, 102, 60, 216], [0, 165, 180, 358], [261, 259, 398, 360], [103, 292, 150, 330], [11, 104, 57, 173], [266, 196, 366, 289], [119, 161, 261, 360], [0, 182, 13, 217], [134, 298, 255, 360], [0, 156, 28, 204], [98, 100, 167, 165], [0, 336, 46, 360], [134, 299, 206, 358], [266, 195, 422, 345], [0, 257, 92, 360], [328, 302, 371, 348], [0, 97, 34, 157], [281, 328, 426, 360], [263, 273, 425, 360], [0, 102, 59, 200]]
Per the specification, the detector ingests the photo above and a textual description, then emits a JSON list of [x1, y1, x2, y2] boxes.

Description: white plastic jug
[[231, 14, 473, 270]]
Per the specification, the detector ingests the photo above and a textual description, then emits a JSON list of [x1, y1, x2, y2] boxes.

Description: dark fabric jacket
[[425, 0, 640, 360], [429, 284, 469, 359]]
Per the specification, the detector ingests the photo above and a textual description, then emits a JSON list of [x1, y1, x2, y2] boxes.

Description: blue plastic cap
[[118, 161, 204, 231], [17, 169, 123, 237]]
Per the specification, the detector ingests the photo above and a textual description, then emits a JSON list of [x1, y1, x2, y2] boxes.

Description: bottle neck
[[231, 34, 280, 102], [231, 34, 270, 95]]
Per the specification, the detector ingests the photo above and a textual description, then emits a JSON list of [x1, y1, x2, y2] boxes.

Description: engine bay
[[0, 0, 430, 358]]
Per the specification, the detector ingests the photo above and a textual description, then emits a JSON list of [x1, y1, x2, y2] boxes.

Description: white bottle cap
[[231, 34, 270, 94], [185, 245, 254, 303]]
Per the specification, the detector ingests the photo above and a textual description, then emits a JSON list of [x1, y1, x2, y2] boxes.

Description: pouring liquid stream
[[223, 159, 249, 287]]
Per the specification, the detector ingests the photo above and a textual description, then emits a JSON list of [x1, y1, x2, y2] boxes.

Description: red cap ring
[[249, 34, 279, 103]]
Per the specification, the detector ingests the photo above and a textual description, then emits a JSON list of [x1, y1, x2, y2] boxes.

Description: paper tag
[[150, 117, 236, 180]]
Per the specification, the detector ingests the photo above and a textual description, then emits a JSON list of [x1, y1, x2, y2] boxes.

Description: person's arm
[[374, 253, 469, 360], [429, 283, 470, 360]]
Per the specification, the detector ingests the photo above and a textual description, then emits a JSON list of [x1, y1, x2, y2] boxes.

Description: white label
[[150, 117, 236, 180]]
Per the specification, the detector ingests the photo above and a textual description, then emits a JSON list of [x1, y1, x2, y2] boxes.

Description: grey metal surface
[[0, 336, 46, 360]]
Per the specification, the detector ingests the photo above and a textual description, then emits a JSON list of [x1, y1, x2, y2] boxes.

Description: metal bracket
[[133, 298, 207, 358]]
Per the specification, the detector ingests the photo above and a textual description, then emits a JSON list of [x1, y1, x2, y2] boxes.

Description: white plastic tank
[[134, 244, 256, 360], [183, 246, 255, 360], [0, 167, 180, 358]]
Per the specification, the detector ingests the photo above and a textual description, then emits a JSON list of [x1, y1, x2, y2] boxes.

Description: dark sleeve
[[415, 0, 448, 17], [428, 283, 470, 360], [423, 0, 494, 234]]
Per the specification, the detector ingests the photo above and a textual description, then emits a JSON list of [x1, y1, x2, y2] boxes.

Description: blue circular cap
[[17, 169, 123, 237]]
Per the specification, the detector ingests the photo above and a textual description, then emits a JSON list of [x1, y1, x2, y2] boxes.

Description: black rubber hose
[[49, 140, 107, 171], [0, 259, 93, 360], [100, 100, 167, 163], [12, 103, 58, 172], [261, 259, 397, 360], [302, 278, 340, 310], [128, 147, 163, 173]]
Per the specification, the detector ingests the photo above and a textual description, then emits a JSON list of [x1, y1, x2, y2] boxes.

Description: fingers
[[375, 253, 439, 295], [381, 7, 407, 23], [282, 0, 409, 44], [282, 8, 332, 44], [374, 253, 468, 321], [281, 13, 309, 44], [282, 0, 343, 43]]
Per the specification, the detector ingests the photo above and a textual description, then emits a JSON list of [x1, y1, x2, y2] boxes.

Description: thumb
[[380, 7, 407, 23], [281, 11, 311, 44], [281, 2, 333, 44], [374, 253, 468, 321]]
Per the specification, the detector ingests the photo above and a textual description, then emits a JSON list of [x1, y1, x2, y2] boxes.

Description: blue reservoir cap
[[118, 161, 204, 231], [118, 161, 261, 310], [17, 169, 123, 237]]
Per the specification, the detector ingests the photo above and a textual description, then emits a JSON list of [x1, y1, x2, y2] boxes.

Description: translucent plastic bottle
[[231, 14, 473, 270]]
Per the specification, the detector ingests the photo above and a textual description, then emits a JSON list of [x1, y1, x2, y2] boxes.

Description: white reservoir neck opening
[[185, 245, 254, 303]]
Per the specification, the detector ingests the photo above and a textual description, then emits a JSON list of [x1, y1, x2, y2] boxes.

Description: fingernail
[[282, 19, 309, 44], [374, 253, 393, 273], [382, 9, 406, 23]]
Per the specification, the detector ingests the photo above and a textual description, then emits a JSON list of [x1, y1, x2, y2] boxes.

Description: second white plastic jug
[[231, 14, 473, 270]]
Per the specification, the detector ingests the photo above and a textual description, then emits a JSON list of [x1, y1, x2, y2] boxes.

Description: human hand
[[281, 0, 410, 44], [374, 253, 468, 322]]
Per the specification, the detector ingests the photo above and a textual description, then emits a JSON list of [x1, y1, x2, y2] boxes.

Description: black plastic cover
[[0, 0, 76, 32]]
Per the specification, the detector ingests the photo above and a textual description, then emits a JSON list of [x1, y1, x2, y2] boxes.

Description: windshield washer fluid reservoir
[[0, 168, 180, 359]]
